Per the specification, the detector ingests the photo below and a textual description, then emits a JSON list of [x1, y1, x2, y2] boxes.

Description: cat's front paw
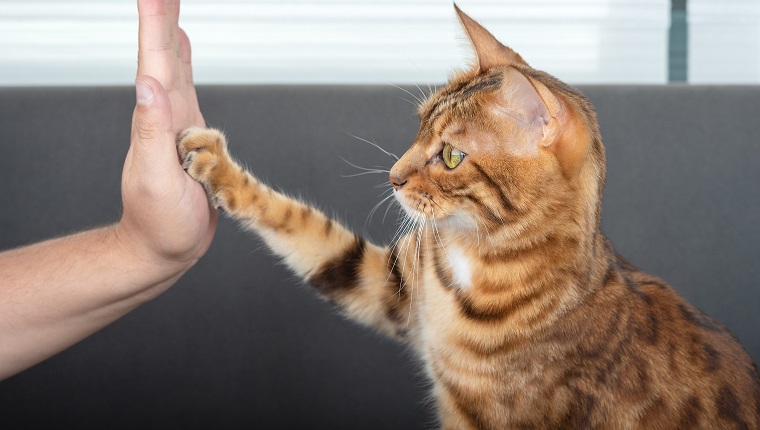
[[176, 127, 232, 208]]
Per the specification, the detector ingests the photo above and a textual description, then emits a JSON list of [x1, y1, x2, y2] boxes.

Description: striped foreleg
[[177, 127, 417, 340]]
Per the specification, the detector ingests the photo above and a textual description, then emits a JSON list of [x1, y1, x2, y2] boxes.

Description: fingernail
[[135, 79, 154, 105]]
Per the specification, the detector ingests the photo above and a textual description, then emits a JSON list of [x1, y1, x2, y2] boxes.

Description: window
[[1, 0, 756, 85]]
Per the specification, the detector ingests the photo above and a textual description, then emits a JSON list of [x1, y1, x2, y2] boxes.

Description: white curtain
[[689, 0, 760, 83], [0, 0, 671, 86]]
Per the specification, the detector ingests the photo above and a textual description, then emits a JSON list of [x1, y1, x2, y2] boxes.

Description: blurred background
[[1, 2, 759, 428], [1, 0, 758, 86]]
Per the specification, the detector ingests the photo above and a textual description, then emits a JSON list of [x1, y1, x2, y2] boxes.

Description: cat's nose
[[390, 174, 407, 190]]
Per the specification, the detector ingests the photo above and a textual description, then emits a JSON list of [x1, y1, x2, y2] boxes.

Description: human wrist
[[109, 221, 194, 290]]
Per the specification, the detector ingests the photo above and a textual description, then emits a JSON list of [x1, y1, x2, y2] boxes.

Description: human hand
[[116, 0, 216, 273]]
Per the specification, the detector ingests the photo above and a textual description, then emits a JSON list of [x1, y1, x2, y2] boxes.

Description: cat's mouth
[[395, 190, 485, 233], [393, 189, 442, 220]]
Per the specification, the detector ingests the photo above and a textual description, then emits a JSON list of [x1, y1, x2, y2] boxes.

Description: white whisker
[[340, 157, 390, 173], [400, 53, 434, 105], [408, 214, 424, 326], [345, 133, 399, 161], [397, 215, 419, 293], [430, 207, 453, 279], [397, 96, 418, 107], [365, 192, 396, 229], [384, 212, 416, 295], [384, 192, 402, 223], [412, 82, 427, 104], [388, 214, 416, 281], [390, 84, 424, 106], [341, 170, 390, 178]]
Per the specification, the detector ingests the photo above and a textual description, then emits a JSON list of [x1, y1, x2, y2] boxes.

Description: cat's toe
[[181, 151, 196, 171], [176, 126, 204, 146], [176, 127, 226, 157], [174, 127, 233, 201]]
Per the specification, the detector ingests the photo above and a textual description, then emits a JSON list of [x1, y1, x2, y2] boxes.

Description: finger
[[167, 0, 181, 71], [178, 28, 205, 128], [178, 28, 193, 86], [137, 0, 174, 86], [132, 75, 179, 174], [168, 0, 180, 29]]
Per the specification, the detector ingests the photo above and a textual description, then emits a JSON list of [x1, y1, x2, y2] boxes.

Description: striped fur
[[177, 7, 759, 429]]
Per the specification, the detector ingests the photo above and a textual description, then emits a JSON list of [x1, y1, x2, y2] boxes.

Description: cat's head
[[390, 5, 605, 246]]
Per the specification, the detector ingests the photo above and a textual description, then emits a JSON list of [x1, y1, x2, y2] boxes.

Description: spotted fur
[[177, 6, 759, 429]]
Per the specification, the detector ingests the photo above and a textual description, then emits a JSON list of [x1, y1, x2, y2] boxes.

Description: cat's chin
[[398, 205, 478, 233], [434, 212, 480, 231], [393, 191, 448, 221], [393, 192, 426, 219]]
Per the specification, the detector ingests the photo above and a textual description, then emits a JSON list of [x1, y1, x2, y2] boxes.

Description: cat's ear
[[490, 68, 588, 177], [524, 74, 590, 177], [490, 68, 560, 148], [454, 4, 526, 72]]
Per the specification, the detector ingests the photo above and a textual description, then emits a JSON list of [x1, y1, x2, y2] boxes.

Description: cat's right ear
[[454, 4, 527, 72]]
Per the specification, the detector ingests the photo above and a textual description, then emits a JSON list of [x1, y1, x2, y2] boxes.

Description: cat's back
[[532, 255, 760, 429], [625, 264, 759, 428]]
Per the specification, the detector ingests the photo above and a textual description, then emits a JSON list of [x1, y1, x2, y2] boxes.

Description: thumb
[[132, 75, 174, 155]]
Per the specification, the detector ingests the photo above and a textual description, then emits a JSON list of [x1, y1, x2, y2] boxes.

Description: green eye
[[442, 143, 465, 169]]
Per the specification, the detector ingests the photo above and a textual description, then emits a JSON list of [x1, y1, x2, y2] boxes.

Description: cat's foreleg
[[177, 127, 415, 340]]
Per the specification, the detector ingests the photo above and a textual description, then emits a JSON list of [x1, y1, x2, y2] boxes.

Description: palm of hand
[[120, 0, 216, 268]]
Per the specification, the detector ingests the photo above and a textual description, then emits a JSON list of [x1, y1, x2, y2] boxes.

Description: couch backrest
[[0, 85, 758, 429]]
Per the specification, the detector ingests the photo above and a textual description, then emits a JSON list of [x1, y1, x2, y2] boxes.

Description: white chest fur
[[447, 246, 473, 289]]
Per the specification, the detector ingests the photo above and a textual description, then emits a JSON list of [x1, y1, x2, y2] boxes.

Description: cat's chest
[[443, 245, 474, 289], [417, 242, 489, 332]]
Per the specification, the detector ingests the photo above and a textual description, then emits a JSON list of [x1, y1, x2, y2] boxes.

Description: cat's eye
[[442, 143, 465, 169]]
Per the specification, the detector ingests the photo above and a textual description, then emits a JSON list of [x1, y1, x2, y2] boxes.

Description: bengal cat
[[176, 6, 760, 429]]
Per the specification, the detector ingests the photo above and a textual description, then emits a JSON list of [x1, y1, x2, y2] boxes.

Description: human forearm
[[0, 0, 215, 381], [0, 224, 187, 380]]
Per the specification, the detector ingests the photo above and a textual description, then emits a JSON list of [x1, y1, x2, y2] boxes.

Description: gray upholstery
[[0, 85, 758, 429]]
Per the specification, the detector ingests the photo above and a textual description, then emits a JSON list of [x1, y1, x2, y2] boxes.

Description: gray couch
[[0, 85, 758, 429]]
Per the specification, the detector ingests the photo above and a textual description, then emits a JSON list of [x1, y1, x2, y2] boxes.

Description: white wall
[[0, 0, 670, 86]]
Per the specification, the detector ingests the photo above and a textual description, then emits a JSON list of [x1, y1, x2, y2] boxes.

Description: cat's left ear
[[524, 74, 591, 178], [490, 68, 589, 177], [455, 4, 527, 72]]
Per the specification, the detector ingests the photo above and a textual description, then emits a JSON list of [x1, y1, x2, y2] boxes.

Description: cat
[[176, 5, 760, 429]]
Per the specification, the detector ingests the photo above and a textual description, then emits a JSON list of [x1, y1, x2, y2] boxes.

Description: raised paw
[[176, 127, 233, 207]]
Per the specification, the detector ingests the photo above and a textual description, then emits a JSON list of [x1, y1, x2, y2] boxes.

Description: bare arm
[[0, 226, 188, 380], [0, 0, 215, 380]]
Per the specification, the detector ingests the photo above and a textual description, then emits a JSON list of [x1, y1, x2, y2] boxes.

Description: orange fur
[[177, 6, 759, 429]]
